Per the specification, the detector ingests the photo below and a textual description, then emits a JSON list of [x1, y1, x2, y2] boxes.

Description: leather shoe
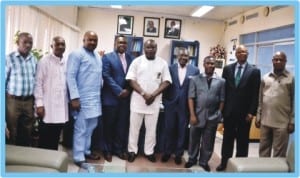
[[85, 153, 100, 160], [161, 154, 171, 162], [145, 154, 156, 162], [116, 152, 128, 160], [184, 161, 195, 168], [216, 163, 226, 171], [74, 160, 87, 167], [103, 152, 112, 162], [199, 164, 211, 172], [127, 152, 136, 162], [174, 156, 182, 165]]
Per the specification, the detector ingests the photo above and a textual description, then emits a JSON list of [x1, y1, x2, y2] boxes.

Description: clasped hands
[[142, 92, 156, 105]]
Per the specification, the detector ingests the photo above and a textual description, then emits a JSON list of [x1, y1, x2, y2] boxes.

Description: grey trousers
[[187, 120, 218, 165]]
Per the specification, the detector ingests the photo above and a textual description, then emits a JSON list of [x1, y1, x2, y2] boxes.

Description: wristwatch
[[140, 91, 145, 96]]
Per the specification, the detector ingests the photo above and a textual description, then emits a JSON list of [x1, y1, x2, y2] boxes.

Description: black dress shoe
[[145, 154, 156, 162], [85, 153, 101, 160], [127, 152, 136, 162], [103, 152, 112, 162], [174, 156, 182, 165], [116, 152, 128, 160], [216, 164, 226, 171], [184, 161, 195, 168], [161, 154, 171, 162], [199, 164, 211, 172], [74, 160, 87, 167]]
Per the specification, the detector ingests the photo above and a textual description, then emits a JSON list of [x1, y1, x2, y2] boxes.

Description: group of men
[[5, 31, 294, 172]]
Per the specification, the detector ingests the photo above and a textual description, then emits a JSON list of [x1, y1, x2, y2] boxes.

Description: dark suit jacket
[[102, 51, 134, 106], [163, 64, 200, 116], [222, 62, 261, 120]]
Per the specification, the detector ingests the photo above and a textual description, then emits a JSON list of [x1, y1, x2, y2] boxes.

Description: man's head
[[115, 35, 127, 54], [235, 45, 248, 64], [203, 56, 216, 76], [148, 20, 154, 28], [144, 39, 157, 60], [83, 31, 98, 52], [51, 36, 65, 58], [170, 21, 176, 27], [177, 47, 189, 68], [17, 32, 33, 57], [272, 51, 287, 74]]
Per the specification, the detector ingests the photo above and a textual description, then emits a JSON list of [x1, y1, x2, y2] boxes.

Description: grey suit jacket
[[188, 73, 225, 128]]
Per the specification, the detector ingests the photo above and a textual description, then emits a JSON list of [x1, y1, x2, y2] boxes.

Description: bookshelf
[[115, 35, 144, 58], [170, 40, 199, 66]]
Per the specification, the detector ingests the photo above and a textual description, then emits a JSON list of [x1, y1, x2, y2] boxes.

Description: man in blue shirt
[[6, 32, 37, 146], [67, 31, 102, 167]]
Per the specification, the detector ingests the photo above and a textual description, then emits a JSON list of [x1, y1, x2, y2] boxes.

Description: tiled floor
[[61, 131, 259, 173]]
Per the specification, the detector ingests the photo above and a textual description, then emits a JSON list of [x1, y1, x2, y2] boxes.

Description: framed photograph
[[164, 18, 182, 39], [117, 15, 134, 35], [143, 17, 160, 37]]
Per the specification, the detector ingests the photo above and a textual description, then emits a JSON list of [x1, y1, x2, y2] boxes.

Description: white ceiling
[[87, 5, 260, 21]]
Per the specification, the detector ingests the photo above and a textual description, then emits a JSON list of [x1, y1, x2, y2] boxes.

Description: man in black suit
[[216, 45, 261, 171]]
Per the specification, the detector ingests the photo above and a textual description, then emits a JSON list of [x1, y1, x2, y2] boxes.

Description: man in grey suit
[[161, 47, 199, 165], [184, 56, 225, 172], [216, 45, 261, 171]]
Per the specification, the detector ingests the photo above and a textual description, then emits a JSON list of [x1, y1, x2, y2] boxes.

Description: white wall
[[77, 7, 224, 71], [35, 6, 78, 26], [223, 6, 295, 63]]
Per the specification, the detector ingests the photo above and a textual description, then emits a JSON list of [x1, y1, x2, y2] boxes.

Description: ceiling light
[[191, 6, 214, 17], [110, 5, 122, 9]]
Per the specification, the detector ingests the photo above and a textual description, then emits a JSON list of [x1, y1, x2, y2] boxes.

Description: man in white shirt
[[126, 39, 172, 162], [34, 36, 68, 150]]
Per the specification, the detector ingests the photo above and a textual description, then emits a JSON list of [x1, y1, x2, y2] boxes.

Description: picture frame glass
[[164, 18, 181, 39], [117, 15, 134, 35], [143, 17, 160, 37]]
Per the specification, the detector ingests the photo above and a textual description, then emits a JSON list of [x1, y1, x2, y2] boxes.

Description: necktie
[[207, 77, 212, 89], [235, 65, 242, 86], [120, 54, 127, 72]]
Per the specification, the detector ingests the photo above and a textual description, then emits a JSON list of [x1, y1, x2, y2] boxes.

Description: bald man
[[67, 31, 102, 167], [34, 36, 68, 150]]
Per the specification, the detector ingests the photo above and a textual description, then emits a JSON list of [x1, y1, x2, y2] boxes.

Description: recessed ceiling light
[[191, 6, 214, 17], [110, 5, 122, 9]]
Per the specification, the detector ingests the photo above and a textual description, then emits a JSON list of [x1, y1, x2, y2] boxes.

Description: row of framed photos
[[117, 15, 182, 39]]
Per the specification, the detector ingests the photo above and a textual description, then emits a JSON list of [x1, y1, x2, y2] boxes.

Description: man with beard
[[101, 35, 134, 162], [126, 39, 172, 163], [67, 31, 102, 167]]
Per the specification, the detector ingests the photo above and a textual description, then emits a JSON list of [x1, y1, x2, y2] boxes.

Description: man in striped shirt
[[5, 32, 37, 146]]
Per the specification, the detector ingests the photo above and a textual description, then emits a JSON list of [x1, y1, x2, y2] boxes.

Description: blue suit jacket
[[102, 51, 134, 106], [163, 63, 200, 115]]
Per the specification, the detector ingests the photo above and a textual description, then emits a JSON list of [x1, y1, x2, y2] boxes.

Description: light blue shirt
[[67, 47, 102, 119]]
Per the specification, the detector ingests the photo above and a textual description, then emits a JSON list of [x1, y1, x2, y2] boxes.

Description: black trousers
[[220, 115, 251, 164], [38, 121, 64, 150]]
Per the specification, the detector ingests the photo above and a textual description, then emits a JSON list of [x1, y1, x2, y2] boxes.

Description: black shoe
[[85, 153, 101, 160], [127, 152, 136, 162], [116, 152, 128, 160], [161, 154, 171, 162], [103, 152, 112, 162], [74, 160, 87, 168], [145, 154, 156, 162], [216, 163, 226, 171], [184, 161, 195, 168], [174, 156, 182, 165], [199, 164, 211, 172]]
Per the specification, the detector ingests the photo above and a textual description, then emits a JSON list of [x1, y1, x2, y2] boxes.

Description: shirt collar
[[269, 69, 289, 78], [177, 63, 187, 69], [50, 53, 65, 64], [236, 62, 246, 69], [202, 72, 217, 79], [15, 51, 33, 61]]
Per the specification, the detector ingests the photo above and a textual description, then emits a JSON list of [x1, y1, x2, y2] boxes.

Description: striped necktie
[[235, 65, 242, 87]]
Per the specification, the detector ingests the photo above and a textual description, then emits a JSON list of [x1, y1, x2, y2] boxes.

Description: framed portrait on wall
[[164, 18, 181, 39], [143, 17, 160, 37], [117, 15, 134, 35]]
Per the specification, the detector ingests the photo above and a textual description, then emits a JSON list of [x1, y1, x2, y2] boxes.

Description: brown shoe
[[103, 152, 112, 162]]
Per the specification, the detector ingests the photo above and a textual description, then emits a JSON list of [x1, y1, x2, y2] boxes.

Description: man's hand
[[190, 115, 198, 125], [5, 127, 10, 139], [246, 113, 254, 122], [255, 119, 261, 128], [118, 89, 130, 98], [287, 123, 294, 134], [36, 106, 45, 118], [71, 98, 80, 111], [143, 93, 155, 105]]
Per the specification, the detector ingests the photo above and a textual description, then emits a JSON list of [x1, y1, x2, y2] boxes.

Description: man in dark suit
[[101, 35, 134, 162], [216, 45, 261, 171], [166, 20, 180, 37], [161, 47, 199, 165]]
